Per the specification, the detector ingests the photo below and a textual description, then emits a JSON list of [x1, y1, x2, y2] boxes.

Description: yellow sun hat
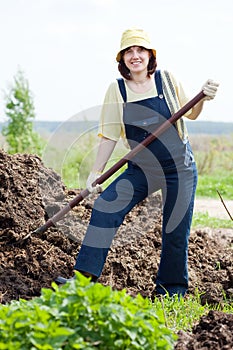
[[116, 28, 156, 62]]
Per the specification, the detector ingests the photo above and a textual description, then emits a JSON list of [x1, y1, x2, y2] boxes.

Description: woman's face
[[123, 46, 150, 74]]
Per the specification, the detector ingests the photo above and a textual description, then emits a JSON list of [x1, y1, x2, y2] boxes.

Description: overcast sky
[[0, 0, 232, 123]]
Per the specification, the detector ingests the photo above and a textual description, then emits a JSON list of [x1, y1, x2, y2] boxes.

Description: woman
[[56, 28, 219, 297]]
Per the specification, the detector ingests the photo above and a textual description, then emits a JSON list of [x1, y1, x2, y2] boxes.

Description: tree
[[2, 69, 44, 155]]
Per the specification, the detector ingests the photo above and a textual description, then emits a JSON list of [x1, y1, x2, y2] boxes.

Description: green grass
[[154, 292, 206, 332], [192, 135, 233, 200], [196, 174, 233, 200], [192, 211, 232, 229], [158, 291, 233, 332]]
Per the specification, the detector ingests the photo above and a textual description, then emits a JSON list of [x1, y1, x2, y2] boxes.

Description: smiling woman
[[56, 27, 219, 298]]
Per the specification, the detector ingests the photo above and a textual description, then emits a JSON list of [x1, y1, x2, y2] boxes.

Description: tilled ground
[[0, 149, 232, 348]]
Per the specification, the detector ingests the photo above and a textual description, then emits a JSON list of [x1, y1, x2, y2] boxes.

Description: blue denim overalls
[[75, 71, 198, 296]]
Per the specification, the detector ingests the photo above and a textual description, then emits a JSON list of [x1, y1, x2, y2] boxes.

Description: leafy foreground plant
[[0, 272, 176, 350]]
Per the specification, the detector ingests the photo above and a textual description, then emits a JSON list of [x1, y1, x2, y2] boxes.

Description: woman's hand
[[202, 79, 219, 100], [86, 171, 103, 193]]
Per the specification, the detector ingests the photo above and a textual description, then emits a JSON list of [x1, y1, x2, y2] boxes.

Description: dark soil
[[0, 149, 232, 348]]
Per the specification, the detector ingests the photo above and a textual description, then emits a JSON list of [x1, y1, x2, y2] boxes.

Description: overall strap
[[154, 70, 163, 97], [162, 70, 187, 140], [117, 78, 127, 102]]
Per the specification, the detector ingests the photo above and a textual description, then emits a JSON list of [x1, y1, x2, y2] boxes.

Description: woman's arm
[[92, 136, 117, 173], [186, 99, 204, 120], [186, 79, 219, 120], [86, 136, 117, 192]]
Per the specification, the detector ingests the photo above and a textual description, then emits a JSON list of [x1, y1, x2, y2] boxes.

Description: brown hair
[[118, 48, 157, 80]]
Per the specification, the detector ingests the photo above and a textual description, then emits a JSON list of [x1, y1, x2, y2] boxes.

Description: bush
[[2, 69, 45, 156], [0, 272, 176, 349]]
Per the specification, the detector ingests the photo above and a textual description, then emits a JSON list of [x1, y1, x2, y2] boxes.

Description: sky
[[0, 0, 232, 123]]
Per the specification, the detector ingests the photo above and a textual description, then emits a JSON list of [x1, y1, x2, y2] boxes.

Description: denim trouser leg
[[156, 162, 198, 296], [75, 161, 197, 294], [74, 166, 150, 277]]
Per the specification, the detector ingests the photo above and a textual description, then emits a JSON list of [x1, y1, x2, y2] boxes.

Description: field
[[0, 129, 232, 348], [189, 134, 233, 199], [40, 128, 233, 219]]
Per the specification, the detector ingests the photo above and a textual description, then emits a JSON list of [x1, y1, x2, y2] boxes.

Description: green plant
[[2, 69, 45, 156], [0, 272, 176, 349]]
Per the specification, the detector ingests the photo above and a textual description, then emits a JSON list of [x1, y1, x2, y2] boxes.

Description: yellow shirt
[[98, 70, 192, 146]]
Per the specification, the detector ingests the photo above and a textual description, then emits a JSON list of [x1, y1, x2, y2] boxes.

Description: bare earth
[[194, 197, 233, 220]]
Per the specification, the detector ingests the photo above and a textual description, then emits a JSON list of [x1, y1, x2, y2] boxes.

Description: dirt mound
[[176, 310, 233, 350], [0, 149, 232, 348]]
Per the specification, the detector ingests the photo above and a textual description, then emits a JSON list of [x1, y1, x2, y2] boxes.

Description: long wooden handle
[[33, 91, 205, 234]]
